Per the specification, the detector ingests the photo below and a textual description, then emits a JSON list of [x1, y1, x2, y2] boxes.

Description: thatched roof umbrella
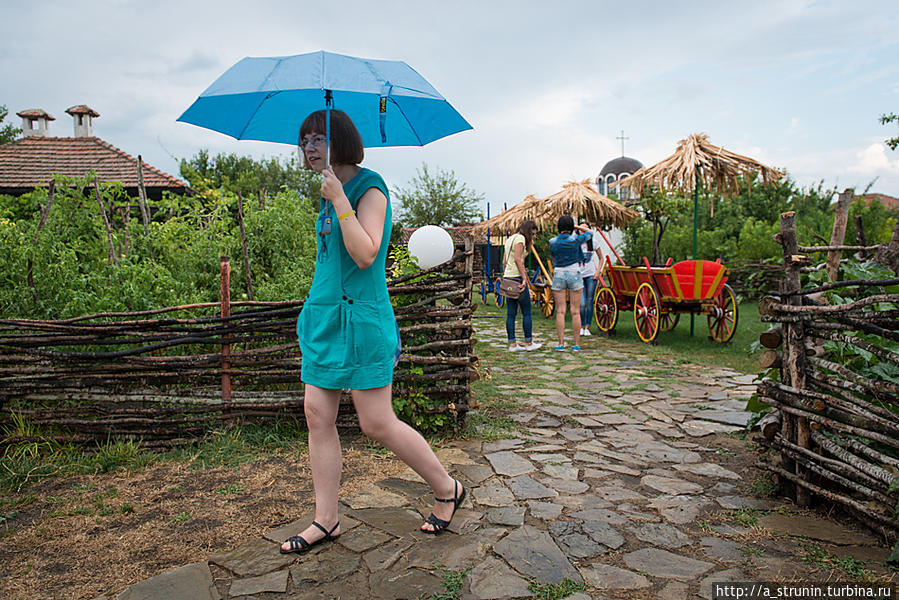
[[610, 132, 784, 258], [472, 180, 639, 233]]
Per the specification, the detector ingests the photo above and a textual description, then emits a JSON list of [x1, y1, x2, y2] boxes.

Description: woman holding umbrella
[[281, 109, 464, 554]]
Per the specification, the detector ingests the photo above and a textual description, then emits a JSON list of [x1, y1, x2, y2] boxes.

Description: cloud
[[850, 143, 899, 176]]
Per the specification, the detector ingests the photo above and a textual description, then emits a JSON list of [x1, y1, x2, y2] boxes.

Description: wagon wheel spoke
[[633, 282, 660, 343], [594, 286, 618, 332], [707, 284, 738, 343]]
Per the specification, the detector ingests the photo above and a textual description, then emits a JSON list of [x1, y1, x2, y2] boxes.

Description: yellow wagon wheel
[[633, 282, 661, 343], [659, 311, 680, 331], [708, 283, 738, 343], [593, 286, 618, 332], [540, 288, 555, 319]]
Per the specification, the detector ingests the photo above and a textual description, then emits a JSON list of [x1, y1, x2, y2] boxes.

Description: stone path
[[107, 320, 892, 599]]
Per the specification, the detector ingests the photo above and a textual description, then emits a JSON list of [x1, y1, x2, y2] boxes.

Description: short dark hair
[[298, 109, 364, 167], [557, 215, 574, 233]]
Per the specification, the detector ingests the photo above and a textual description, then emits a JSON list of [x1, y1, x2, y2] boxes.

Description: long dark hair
[[516, 220, 538, 253]]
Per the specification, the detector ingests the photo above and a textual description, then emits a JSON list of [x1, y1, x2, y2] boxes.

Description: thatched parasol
[[473, 180, 639, 233], [610, 132, 783, 197]]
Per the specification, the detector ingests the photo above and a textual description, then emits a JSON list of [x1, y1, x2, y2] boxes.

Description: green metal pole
[[690, 177, 698, 336]]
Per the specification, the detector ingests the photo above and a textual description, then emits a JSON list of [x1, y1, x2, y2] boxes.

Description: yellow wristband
[[338, 210, 355, 221]]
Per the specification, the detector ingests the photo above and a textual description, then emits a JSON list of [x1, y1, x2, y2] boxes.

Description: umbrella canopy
[[177, 51, 472, 148], [610, 132, 783, 196], [473, 180, 639, 233]]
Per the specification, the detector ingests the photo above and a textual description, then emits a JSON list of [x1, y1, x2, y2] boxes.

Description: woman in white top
[[503, 221, 542, 352], [578, 220, 602, 336]]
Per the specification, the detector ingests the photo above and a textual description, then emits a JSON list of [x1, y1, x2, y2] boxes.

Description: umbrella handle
[[325, 90, 332, 170]]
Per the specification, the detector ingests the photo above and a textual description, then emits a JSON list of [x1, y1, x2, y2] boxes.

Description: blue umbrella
[[177, 50, 472, 155]]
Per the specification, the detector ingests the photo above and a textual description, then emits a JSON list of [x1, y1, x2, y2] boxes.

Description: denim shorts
[[551, 268, 584, 291]]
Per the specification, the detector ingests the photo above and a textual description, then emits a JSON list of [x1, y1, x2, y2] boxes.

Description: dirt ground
[[0, 434, 410, 600]]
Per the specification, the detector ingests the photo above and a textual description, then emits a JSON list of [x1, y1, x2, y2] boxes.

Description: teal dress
[[297, 168, 399, 390]]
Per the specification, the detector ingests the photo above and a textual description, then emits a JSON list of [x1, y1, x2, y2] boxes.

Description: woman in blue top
[[282, 110, 464, 554], [548, 215, 592, 351]]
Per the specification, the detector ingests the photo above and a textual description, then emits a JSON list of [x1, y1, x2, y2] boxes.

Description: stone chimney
[[17, 109, 55, 137], [65, 105, 99, 137]]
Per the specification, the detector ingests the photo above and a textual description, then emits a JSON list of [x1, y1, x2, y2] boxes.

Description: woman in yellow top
[[503, 220, 542, 352]]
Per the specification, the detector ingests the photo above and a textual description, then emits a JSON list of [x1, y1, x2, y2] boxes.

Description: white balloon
[[407, 225, 454, 269]]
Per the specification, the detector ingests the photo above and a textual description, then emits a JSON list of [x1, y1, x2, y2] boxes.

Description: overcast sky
[[2, 0, 897, 215]]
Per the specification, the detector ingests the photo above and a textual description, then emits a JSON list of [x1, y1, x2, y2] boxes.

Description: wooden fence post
[[220, 256, 232, 402], [779, 211, 810, 506], [826, 189, 853, 281]]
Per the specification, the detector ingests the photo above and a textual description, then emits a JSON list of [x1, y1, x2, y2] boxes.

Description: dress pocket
[[297, 302, 345, 368], [349, 301, 395, 364]]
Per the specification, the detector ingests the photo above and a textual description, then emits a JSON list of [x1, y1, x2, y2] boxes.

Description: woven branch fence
[[756, 211, 899, 541], [0, 242, 477, 449]]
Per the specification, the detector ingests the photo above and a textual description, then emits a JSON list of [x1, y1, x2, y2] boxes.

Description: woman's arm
[[322, 169, 386, 270], [513, 241, 528, 291]]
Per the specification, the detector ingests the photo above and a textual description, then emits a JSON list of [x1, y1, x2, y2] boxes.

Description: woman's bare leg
[[352, 384, 457, 532], [553, 289, 568, 346], [281, 384, 342, 551], [570, 289, 582, 346]]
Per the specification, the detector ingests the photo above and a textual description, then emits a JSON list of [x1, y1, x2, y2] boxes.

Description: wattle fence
[[756, 212, 899, 541], [0, 242, 477, 448]]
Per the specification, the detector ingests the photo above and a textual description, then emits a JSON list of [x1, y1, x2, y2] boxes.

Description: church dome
[[596, 155, 643, 197], [599, 156, 643, 177]]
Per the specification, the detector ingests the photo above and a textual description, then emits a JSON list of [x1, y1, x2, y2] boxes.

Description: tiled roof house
[[0, 105, 187, 199]]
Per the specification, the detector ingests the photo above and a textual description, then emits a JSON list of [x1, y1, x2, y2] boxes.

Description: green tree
[[881, 112, 898, 150], [629, 186, 690, 264], [393, 163, 483, 228], [0, 105, 22, 145], [179, 150, 319, 199]]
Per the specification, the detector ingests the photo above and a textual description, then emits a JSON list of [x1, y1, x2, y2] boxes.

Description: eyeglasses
[[300, 135, 327, 150]]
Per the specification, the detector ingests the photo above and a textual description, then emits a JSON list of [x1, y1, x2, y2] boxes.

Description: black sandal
[[421, 480, 466, 535], [279, 520, 340, 554]]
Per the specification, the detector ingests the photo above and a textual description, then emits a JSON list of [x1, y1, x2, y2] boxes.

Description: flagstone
[[538, 476, 589, 495], [208, 538, 294, 578], [699, 569, 749, 600], [583, 564, 651, 591], [583, 468, 615, 479], [116, 562, 220, 600], [692, 409, 751, 427], [345, 484, 408, 509], [368, 565, 444, 600], [507, 474, 558, 499], [228, 570, 288, 597], [455, 464, 496, 485], [543, 463, 579, 480], [648, 494, 713, 524], [679, 419, 743, 437], [485, 450, 535, 476], [486, 505, 526, 526], [290, 546, 361, 583], [623, 548, 714, 580], [472, 480, 515, 507], [715, 495, 773, 510], [674, 462, 741, 480], [362, 536, 416, 571], [350, 507, 425, 537], [528, 500, 564, 520], [641, 475, 703, 495], [467, 557, 533, 599], [528, 452, 571, 463], [700, 536, 745, 562], [483, 439, 525, 453], [568, 508, 629, 525], [493, 525, 581, 585], [632, 522, 693, 549]]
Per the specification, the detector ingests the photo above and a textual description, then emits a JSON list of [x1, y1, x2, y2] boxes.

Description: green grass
[[428, 566, 472, 600], [529, 578, 589, 600], [0, 418, 310, 494], [727, 507, 761, 527], [798, 540, 873, 579], [473, 293, 763, 373]]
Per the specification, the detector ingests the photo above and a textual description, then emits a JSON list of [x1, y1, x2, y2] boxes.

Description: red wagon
[[592, 237, 738, 343]]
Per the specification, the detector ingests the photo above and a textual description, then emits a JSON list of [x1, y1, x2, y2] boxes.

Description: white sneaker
[[509, 345, 526, 352], [582, 328, 592, 336], [524, 342, 543, 351]]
